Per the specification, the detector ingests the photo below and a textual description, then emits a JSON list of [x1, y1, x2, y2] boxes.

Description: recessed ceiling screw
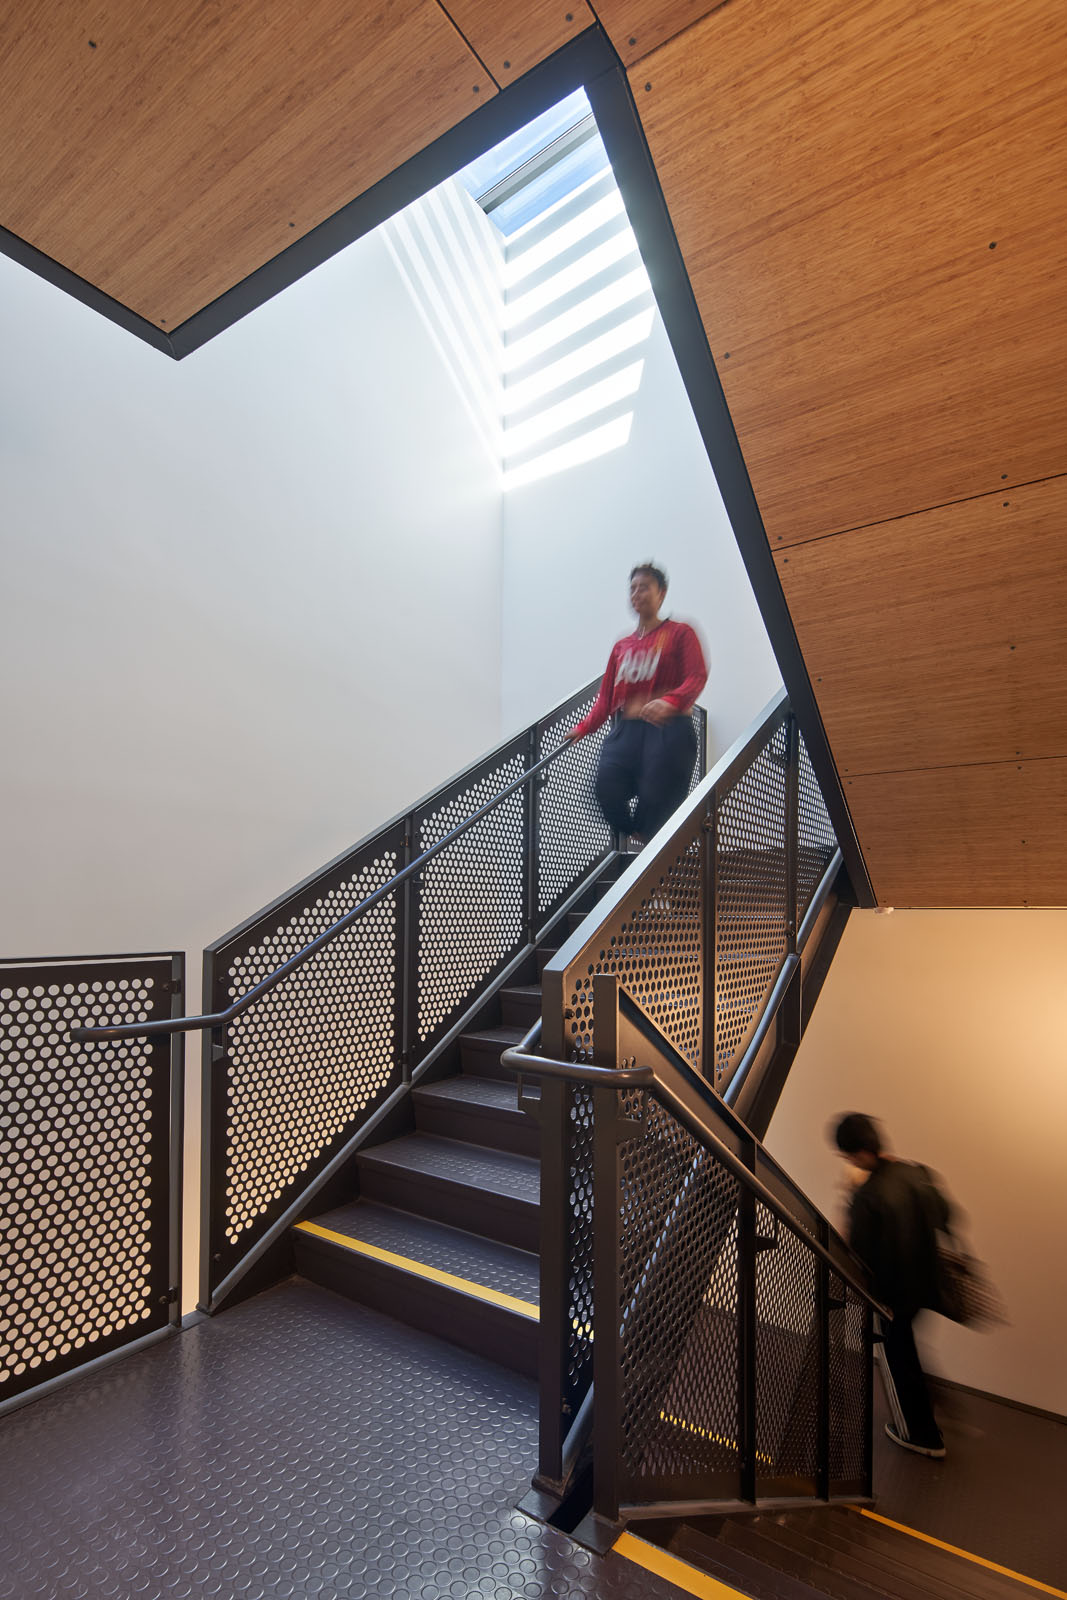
[[629, 36, 637, 45], [989, 241, 997, 249], [88, 39, 97, 47], [645, 81, 652, 91], [503, 59, 510, 68]]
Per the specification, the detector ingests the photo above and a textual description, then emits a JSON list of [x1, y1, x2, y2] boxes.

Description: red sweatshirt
[[572, 619, 708, 738]]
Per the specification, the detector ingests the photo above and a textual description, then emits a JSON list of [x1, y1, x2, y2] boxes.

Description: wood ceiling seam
[[433, 0, 502, 88], [843, 754, 1067, 783], [770, 469, 1067, 553]]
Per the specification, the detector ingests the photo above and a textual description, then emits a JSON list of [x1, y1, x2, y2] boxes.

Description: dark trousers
[[594, 715, 697, 840], [881, 1310, 942, 1447]]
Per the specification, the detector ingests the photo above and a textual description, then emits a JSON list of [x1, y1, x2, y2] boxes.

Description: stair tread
[[749, 1515, 982, 1600], [301, 1200, 540, 1306], [794, 1512, 1039, 1600], [413, 1075, 536, 1116], [358, 1133, 540, 1207], [461, 1025, 526, 1046], [720, 1519, 889, 1600], [673, 1526, 831, 1600], [501, 984, 543, 999]]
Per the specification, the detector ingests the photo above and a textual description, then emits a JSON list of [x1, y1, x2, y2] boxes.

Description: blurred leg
[[594, 722, 642, 835], [633, 716, 697, 839]]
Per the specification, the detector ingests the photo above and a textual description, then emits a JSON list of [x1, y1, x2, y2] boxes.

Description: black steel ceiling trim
[[0, 223, 175, 356], [582, 65, 877, 907], [168, 27, 620, 358]]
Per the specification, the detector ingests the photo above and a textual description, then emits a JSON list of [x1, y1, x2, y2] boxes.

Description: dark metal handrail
[[503, 1026, 886, 1318], [72, 742, 572, 1044]]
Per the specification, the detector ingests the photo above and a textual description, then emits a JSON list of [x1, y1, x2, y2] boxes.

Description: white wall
[[764, 908, 1067, 1417], [1, 234, 503, 966], [1, 233, 503, 1309], [499, 312, 783, 756]]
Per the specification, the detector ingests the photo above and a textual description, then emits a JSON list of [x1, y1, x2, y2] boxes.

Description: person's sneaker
[[884, 1422, 946, 1458]]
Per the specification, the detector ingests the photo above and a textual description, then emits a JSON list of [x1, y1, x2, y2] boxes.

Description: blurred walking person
[[569, 564, 707, 848]]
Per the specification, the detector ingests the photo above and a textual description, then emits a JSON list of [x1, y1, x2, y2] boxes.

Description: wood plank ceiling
[[2, 0, 1063, 905]]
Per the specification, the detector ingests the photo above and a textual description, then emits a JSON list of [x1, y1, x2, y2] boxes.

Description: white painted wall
[[1, 234, 503, 968], [499, 312, 783, 757], [764, 908, 1067, 1417], [1, 233, 503, 1309]]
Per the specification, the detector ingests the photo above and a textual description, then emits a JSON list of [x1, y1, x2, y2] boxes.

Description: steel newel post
[[166, 953, 186, 1329], [400, 812, 417, 1085], [591, 1080, 623, 1523], [700, 788, 718, 1083], [785, 712, 800, 954], [863, 1300, 876, 1497], [816, 1218, 831, 1501], [524, 726, 540, 943], [737, 1180, 758, 1503], [534, 1075, 570, 1486]]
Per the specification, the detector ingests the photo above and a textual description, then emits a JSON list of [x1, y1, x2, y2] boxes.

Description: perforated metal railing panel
[[713, 720, 789, 1090], [828, 1277, 870, 1492], [754, 1202, 819, 1490], [562, 809, 706, 1067], [563, 1084, 595, 1423], [797, 733, 839, 930], [211, 828, 404, 1269], [535, 691, 612, 924], [615, 1092, 743, 1499], [415, 741, 527, 1058], [0, 956, 178, 1406]]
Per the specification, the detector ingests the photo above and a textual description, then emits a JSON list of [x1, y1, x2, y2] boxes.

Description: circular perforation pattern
[[564, 1084, 596, 1414], [754, 1201, 820, 1485], [416, 755, 525, 1044], [222, 854, 400, 1243], [536, 696, 612, 918], [615, 1094, 743, 1490], [565, 824, 704, 1066], [714, 724, 789, 1086], [0, 974, 160, 1390], [797, 732, 839, 926], [828, 1278, 869, 1486]]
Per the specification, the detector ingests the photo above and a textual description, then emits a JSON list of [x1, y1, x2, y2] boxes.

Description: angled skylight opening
[[383, 90, 655, 488]]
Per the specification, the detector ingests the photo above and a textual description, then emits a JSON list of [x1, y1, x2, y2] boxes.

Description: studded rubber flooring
[[0, 1278, 688, 1600]]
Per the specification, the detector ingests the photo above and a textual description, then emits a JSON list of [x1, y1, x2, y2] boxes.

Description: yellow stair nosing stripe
[[294, 1220, 539, 1320], [614, 1531, 750, 1600], [855, 1510, 1067, 1600]]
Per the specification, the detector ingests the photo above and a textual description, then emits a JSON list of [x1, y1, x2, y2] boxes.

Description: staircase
[[652, 1507, 1039, 1600], [290, 859, 624, 1375]]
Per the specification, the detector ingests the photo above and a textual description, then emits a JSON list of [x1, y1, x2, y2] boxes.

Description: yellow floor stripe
[[855, 1509, 1067, 1599], [294, 1222, 539, 1320], [614, 1532, 750, 1600]]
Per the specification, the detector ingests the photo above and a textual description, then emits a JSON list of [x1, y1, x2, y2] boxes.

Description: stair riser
[[460, 1037, 518, 1082], [294, 1233, 538, 1378], [412, 1093, 539, 1158], [357, 1159, 539, 1252], [500, 990, 542, 1028]]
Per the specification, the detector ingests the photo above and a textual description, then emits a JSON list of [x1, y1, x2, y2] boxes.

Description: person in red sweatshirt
[[568, 563, 707, 846]]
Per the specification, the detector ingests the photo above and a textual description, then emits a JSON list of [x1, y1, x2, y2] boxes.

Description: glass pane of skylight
[[457, 89, 592, 206]]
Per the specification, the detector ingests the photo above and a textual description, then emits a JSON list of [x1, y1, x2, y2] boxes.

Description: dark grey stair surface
[[412, 1072, 539, 1155], [501, 983, 544, 1026], [0, 1278, 691, 1600], [357, 1131, 540, 1249], [303, 1198, 540, 1306], [459, 1022, 526, 1079], [668, 1506, 1047, 1600]]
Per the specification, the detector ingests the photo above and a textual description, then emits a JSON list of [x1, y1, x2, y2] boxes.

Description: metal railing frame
[[506, 689, 880, 1530], [0, 951, 185, 1415], [73, 682, 706, 1312]]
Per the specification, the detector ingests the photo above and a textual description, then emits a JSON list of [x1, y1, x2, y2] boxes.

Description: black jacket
[[848, 1159, 950, 1316]]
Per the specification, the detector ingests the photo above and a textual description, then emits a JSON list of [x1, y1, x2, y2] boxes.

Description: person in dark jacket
[[834, 1113, 950, 1458]]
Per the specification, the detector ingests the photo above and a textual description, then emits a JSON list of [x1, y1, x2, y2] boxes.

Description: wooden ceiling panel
[[594, 1, 724, 67], [776, 477, 1067, 777], [444, 0, 594, 82], [845, 760, 1067, 908], [0, 1, 496, 329], [632, 0, 1067, 546]]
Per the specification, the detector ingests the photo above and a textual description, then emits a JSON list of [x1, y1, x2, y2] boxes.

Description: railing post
[[166, 952, 185, 1330], [592, 1079, 624, 1525], [816, 1218, 831, 1500], [400, 812, 417, 1085], [534, 1076, 570, 1488], [524, 725, 540, 944], [737, 1179, 758, 1503], [199, 1014, 227, 1309], [785, 711, 800, 954], [701, 788, 718, 1084]]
